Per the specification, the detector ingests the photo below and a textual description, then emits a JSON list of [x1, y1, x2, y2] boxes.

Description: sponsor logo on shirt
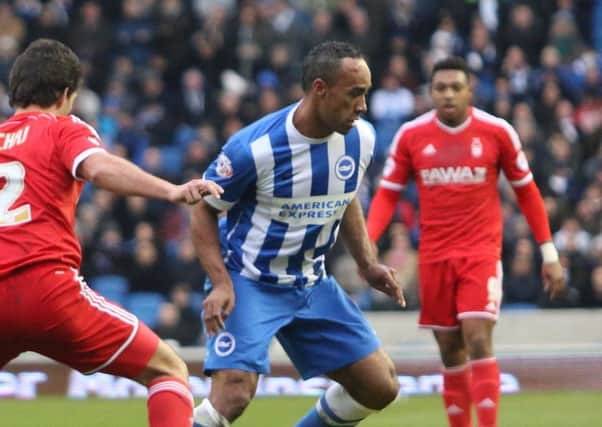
[[275, 196, 353, 221], [419, 166, 487, 186], [216, 153, 233, 178], [214, 332, 236, 357], [335, 155, 355, 181]]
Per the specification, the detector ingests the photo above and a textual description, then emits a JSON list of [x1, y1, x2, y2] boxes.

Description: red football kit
[[368, 107, 551, 327], [0, 112, 157, 375]]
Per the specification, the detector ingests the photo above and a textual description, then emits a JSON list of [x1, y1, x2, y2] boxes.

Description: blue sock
[[193, 423, 206, 427], [294, 407, 330, 427]]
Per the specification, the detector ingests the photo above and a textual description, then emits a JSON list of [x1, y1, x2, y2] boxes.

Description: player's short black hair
[[431, 56, 470, 82], [302, 41, 364, 91], [9, 38, 81, 108]]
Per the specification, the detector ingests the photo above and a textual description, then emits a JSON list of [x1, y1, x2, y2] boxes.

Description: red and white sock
[[147, 376, 194, 427], [471, 357, 500, 427], [442, 364, 472, 427]]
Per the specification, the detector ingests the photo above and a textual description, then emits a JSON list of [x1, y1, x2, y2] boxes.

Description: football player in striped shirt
[[191, 41, 404, 427]]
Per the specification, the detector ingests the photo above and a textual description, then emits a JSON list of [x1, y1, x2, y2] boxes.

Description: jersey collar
[[435, 107, 472, 134]]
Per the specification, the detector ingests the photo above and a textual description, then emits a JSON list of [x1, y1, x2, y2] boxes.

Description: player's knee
[[223, 388, 252, 420], [160, 350, 189, 381], [384, 358, 400, 404], [375, 361, 400, 408], [358, 358, 399, 410], [465, 334, 493, 359], [212, 373, 256, 421], [138, 340, 189, 385]]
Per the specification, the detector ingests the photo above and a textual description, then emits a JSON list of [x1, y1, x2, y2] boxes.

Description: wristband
[[540, 242, 559, 263]]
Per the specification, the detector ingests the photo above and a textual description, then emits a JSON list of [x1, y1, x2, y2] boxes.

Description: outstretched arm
[[189, 200, 235, 336], [339, 198, 405, 307], [78, 151, 223, 204]]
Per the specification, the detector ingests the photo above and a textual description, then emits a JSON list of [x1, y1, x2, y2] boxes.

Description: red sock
[[147, 376, 194, 427], [442, 364, 472, 427], [471, 358, 500, 427]]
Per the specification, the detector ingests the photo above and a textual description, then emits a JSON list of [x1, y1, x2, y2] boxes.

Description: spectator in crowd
[[154, 284, 203, 346]]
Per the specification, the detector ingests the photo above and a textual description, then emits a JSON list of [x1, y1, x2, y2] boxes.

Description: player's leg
[[421, 260, 472, 427], [0, 274, 27, 370], [434, 329, 472, 427], [193, 272, 297, 426], [27, 267, 194, 427], [457, 258, 503, 427], [462, 319, 498, 427], [294, 349, 398, 427], [280, 277, 398, 426], [193, 370, 258, 426], [128, 336, 195, 427]]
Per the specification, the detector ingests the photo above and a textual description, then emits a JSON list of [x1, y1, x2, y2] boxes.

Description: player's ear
[[55, 87, 70, 109], [312, 78, 328, 97]]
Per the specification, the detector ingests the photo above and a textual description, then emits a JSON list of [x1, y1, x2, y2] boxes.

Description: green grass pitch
[[1, 392, 601, 426]]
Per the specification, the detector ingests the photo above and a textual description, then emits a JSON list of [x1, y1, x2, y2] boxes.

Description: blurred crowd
[[1, 0, 601, 345]]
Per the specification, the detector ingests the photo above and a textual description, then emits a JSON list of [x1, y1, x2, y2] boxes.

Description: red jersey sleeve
[[367, 125, 412, 243], [496, 119, 552, 243], [55, 115, 106, 179], [496, 120, 533, 188], [379, 126, 412, 192]]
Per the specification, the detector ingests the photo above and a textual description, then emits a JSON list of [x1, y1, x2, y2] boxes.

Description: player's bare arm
[[189, 199, 234, 337], [78, 151, 223, 204], [339, 197, 405, 307]]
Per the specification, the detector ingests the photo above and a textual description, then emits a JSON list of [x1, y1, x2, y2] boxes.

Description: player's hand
[[202, 284, 235, 337], [360, 263, 406, 307], [169, 179, 224, 205], [542, 260, 565, 300]]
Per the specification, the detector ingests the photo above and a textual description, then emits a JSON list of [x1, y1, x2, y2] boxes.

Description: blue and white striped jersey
[[203, 103, 376, 286]]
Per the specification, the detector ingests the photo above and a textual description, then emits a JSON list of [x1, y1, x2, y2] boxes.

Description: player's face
[[318, 57, 371, 134], [430, 70, 472, 126]]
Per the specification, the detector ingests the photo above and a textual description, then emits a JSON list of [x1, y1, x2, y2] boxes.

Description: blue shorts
[[203, 272, 380, 379]]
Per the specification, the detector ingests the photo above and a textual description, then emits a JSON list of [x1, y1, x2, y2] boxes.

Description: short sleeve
[[202, 135, 257, 211], [497, 120, 533, 188], [379, 125, 412, 192], [55, 115, 106, 179]]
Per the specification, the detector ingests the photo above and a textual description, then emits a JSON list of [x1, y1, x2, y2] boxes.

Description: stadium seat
[[126, 292, 166, 328], [159, 146, 183, 177], [89, 275, 130, 306], [189, 291, 205, 312]]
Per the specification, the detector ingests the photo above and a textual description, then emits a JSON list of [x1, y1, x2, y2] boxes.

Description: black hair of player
[[9, 39, 81, 108], [301, 41, 365, 91], [430, 56, 470, 83]]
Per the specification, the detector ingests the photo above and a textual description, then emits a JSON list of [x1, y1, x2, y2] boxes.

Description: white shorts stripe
[[69, 269, 140, 375], [457, 311, 499, 321], [81, 285, 137, 325]]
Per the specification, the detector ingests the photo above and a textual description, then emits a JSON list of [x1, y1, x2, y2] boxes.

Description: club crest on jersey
[[471, 137, 483, 158], [216, 153, 233, 178], [335, 155, 355, 181], [215, 332, 236, 357]]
